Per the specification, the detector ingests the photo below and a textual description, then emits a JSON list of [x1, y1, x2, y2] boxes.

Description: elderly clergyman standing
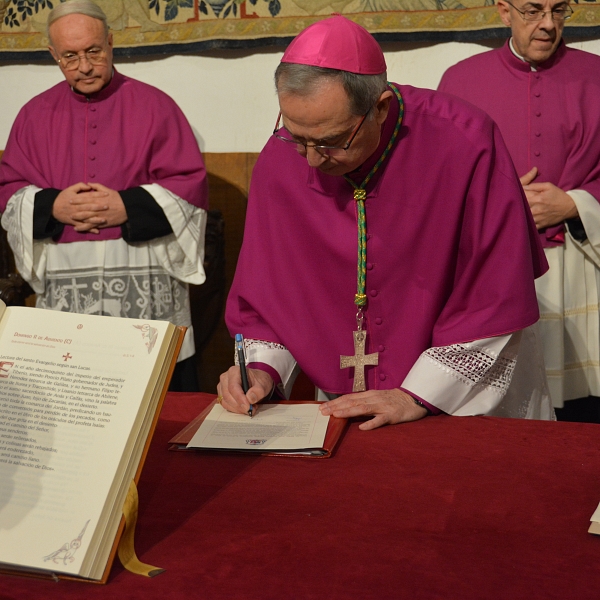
[[439, 0, 600, 422], [0, 0, 208, 390], [217, 16, 554, 427]]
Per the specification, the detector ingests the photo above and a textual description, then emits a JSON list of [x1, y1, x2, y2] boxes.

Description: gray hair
[[47, 0, 109, 42], [275, 63, 388, 117]]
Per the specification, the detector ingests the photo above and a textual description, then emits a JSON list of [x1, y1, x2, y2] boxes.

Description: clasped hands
[[52, 182, 127, 233], [520, 167, 578, 229], [218, 365, 428, 430]]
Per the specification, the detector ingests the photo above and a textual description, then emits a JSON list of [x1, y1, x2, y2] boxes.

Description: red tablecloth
[[2, 392, 600, 600]]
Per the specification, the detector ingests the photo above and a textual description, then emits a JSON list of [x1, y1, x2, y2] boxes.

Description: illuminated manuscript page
[[0, 306, 171, 578]]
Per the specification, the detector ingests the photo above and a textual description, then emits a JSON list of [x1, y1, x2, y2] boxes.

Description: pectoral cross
[[340, 329, 379, 392]]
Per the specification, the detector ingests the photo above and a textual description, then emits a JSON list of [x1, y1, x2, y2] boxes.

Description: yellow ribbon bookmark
[[118, 480, 165, 578]]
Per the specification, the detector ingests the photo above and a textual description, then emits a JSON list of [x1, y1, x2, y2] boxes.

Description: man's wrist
[[120, 187, 172, 242], [412, 396, 433, 416]]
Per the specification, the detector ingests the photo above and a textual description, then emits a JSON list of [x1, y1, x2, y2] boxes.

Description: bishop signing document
[[217, 15, 555, 428]]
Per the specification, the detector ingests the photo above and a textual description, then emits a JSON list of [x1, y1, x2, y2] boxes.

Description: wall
[[1, 36, 600, 153]]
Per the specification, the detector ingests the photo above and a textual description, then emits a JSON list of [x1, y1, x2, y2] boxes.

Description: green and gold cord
[[344, 83, 404, 309]]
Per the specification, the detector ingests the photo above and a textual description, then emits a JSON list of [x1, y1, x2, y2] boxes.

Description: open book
[[0, 302, 184, 583], [170, 400, 348, 458]]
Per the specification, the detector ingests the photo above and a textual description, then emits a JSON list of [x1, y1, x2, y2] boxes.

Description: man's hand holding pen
[[234, 333, 254, 418], [217, 366, 273, 417]]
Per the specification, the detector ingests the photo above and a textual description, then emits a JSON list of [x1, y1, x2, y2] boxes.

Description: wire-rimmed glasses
[[273, 111, 369, 156], [57, 48, 108, 71], [504, 1, 573, 22]]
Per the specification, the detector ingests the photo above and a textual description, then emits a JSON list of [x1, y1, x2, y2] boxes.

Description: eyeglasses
[[504, 1, 573, 21], [273, 111, 369, 156], [57, 48, 107, 71]]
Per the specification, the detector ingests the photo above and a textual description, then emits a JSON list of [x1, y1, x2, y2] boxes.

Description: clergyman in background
[[0, 0, 208, 390], [439, 0, 600, 422]]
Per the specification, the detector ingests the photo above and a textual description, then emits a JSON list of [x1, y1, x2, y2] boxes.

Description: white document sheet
[[187, 403, 329, 451]]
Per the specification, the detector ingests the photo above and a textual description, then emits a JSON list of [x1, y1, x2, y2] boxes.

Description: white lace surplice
[[535, 190, 600, 408], [239, 326, 554, 419], [239, 339, 300, 399], [1, 184, 206, 361], [402, 326, 553, 419]]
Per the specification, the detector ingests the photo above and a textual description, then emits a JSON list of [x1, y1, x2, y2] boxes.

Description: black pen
[[235, 333, 253, 418]]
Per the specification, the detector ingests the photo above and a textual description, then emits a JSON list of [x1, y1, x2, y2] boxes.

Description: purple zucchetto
[[281, 15, 387, 75]]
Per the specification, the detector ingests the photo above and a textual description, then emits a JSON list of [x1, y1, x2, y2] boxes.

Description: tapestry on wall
[[1, 0, 599, 60]]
